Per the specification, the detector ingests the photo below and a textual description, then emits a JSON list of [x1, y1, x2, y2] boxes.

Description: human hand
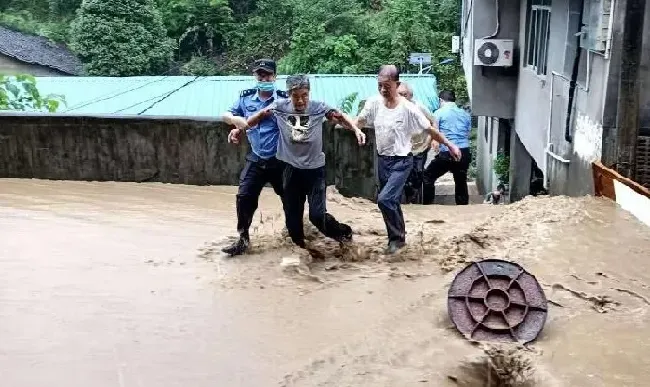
[[230, 116, 249, 131], [259, 107, 273, 118], [354, 128, 366, 146], [449, 144, 462, 161], [228, 128, 242, 144], [431, 140, 439, 153]]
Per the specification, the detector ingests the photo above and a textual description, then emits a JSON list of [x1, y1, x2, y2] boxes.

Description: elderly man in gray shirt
[[247, 74, 365, 249]]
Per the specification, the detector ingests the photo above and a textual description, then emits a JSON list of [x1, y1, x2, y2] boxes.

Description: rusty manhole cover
[[447, 259, 548, 344]]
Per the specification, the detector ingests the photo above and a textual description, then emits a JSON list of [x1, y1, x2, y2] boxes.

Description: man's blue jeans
[[377, 154, 414, 243]]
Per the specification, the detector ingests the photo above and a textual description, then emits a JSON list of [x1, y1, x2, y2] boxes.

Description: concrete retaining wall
[[0, 114, 378, 200]]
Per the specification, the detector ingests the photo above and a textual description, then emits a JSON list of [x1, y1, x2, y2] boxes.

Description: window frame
[[524, 0, 552, 76]]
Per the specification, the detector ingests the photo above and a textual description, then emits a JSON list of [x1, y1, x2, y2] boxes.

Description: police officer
[[221, 59, 289, 256]]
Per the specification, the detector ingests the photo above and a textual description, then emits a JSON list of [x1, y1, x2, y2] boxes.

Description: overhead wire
[[111, 91, 178, 114], [137, 76, 202, 115], [64, 61, 190, 113]]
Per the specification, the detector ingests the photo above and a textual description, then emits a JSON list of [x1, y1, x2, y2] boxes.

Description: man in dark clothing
[[422, 90, 473, 205], [221, 59, 288, 256]]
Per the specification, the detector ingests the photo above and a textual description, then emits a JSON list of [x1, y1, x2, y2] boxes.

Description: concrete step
[[432, 173, 483, 205]]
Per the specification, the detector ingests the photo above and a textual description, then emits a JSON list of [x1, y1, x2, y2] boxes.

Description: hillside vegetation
[[0, 0, 465, 99]]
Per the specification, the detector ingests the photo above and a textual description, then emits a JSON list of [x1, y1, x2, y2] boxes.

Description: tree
[[69, 0, 174, 76], [0, 74, 66, 112], [218, 0, 293, 74], [158, 0, 232, 61]]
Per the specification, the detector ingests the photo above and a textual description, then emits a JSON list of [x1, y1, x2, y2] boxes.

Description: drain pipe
[[545, 1, 594, 185], [564, 2, 586, 143]]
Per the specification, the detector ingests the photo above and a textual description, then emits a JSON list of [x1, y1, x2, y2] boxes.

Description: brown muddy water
[[1, 179, 649, 387]]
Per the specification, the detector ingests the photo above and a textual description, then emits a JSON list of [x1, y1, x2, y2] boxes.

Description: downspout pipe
[[565, 0, 586, 142]]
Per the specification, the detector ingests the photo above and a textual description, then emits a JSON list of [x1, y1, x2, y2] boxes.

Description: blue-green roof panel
[[31, 74, 439, 118]]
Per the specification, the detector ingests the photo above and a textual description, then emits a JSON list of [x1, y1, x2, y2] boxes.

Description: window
[[525, 0, 552, 76]]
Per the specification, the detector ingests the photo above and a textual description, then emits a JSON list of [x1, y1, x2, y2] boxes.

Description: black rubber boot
[[221, 236, 250, 257], [337, 223, 353, 243]]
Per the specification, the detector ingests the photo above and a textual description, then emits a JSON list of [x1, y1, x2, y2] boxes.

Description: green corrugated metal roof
[[30, 74, 439, 118]]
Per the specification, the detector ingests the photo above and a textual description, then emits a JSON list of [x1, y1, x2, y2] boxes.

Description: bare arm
[[428, 120, 461, 160], [354, 116, 368, 129], [246, 108, 272, 127], [328, 110, 357, 131], [428, 119, 449, 146], [327, 110, 366, 146], [222, 112, 249, 130]]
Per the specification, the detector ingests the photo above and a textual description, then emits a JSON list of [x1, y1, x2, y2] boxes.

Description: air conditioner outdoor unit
[[580, 0, 612, 53], [473, 39, 514, 67]]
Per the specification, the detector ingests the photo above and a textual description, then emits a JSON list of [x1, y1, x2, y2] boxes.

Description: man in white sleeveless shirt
[[356, 65, 461, 254]]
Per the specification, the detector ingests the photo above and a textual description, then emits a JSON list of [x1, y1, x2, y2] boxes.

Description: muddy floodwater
[[1, 179, 650, 386]]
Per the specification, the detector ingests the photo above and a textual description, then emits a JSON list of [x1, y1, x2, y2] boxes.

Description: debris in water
[[452, 344, 538, 386], [281, 256, 301, 268], [448, 259, 548, 344], [550, 283, 621, 313]]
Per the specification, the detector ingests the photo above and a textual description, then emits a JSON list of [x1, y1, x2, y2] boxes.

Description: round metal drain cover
[[447, 259, 548, 344]]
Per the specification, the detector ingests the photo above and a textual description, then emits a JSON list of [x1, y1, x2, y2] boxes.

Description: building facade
[[461, 0, 650, 201]]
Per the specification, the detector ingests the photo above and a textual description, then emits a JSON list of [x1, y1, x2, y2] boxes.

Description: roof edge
[[0, 49, 77, 75]]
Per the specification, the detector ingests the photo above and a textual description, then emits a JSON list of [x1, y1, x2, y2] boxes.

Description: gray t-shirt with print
[[270, 99, 335, 169]]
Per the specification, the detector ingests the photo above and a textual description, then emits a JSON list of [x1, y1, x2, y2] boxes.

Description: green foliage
[[180, 55, 219, 75], [69, 0, 174, 76], [218, 0, 293, 73], [0, 9, 70, 41], [0, 74, 66, 112], [494, 150, 510, 185], [158, 0, 232, 60], [339, 92, 359, 115], [468, 127, 477, 180], [1, 0, 469, 99]]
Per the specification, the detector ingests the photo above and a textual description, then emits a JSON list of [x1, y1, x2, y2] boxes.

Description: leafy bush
[[180, 55, 219, 75], [468, 126, 477, 180], [0, 74, 66, 112], [494, 151, 510, 185], [69, 0, 174, 76]]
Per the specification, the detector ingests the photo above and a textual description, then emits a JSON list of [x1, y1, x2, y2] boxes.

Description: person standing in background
[[356, 65, 461, 254], [221, 58, 288, 256], [397, 82, 438, 204], [422, 90, 472, 205]]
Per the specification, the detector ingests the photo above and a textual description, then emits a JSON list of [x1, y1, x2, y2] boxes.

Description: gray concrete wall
[[466, 0, 647, 199], [509, 129, 532, 202], [476, 116, 512, 196], [0, 55, 71, 76], [461, 0, 520, 118], [475, 116, 501, 194], [475, 117, 491, 194], [0, 114, 377, 200], [514, 0, 612, 197]]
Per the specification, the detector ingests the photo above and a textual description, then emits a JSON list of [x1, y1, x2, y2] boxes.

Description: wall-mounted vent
[[580, 0, 613, 52]]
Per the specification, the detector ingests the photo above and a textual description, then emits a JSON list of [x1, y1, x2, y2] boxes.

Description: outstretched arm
[[327, 109, 366, 146], [410, 104, 461, 161], [222, 112, 249, 130], [223, 98, 250, 144], [246, 107, 273, 127], [428, 119, 461, 161]]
